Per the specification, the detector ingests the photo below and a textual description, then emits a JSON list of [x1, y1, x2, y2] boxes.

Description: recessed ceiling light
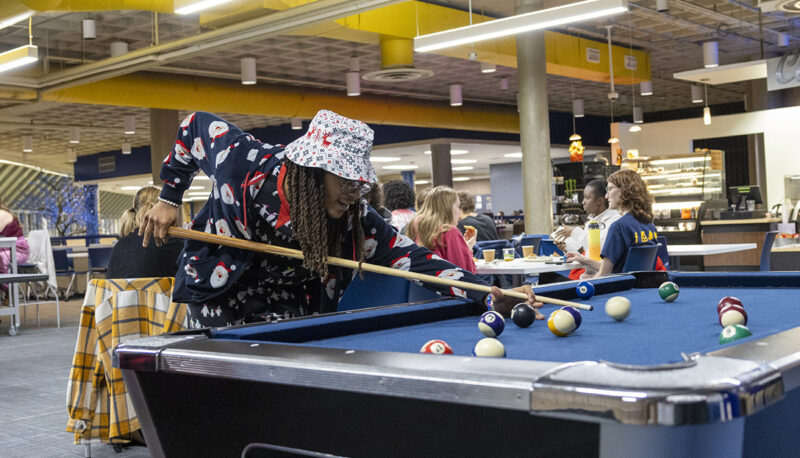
[[451, 159, 477, 164], [424, 149, 469, 155], [504, 152, 523, 158], [453, 177, 471, 181], [370, 156, 402, 162], [382, 164, 420, 170], [452, 166, 475, 171]]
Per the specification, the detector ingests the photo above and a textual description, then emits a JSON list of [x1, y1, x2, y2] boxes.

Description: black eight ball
[[511, 303, 535, 328]]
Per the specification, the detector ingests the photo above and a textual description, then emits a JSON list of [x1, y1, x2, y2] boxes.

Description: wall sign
[[586, 47, 600, 64], [767, 48, 800, 91], [624, 55, 637, 70]]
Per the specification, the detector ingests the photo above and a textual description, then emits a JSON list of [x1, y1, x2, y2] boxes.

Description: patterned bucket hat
[[284, 110, 377, 183]]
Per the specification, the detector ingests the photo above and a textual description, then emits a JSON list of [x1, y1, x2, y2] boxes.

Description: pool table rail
[[116, 330, 786, 429]]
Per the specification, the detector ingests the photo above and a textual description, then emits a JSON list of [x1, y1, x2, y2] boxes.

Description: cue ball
[[511, 303, 535, 328], [420, 339, 454, 354], [472, 337, 506, 357], [478, 311, 505, 337], [605, 296, 631, 321], [658, 281, 680, 302], [575, 281, 595, 300]]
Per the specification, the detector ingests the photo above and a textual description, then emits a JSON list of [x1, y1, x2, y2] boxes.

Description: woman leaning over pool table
[[139, 110, 541, 328]]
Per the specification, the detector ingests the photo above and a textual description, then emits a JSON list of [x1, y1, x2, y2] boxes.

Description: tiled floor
[[0, 296, 152, 457]]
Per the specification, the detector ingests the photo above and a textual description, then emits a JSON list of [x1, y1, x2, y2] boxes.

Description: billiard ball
[[717, 296, 744, 313], [575, 281, 595, 300], [478, 311, 505, 337], [511, 303, 535, 328], [420, 339, 454, 354], [472, 337, 506, 357], [719, 305, 748, 327], [658, 281, 680, 302], [560, 306, 582, 330], [547, 309, 577, 337], [718, 324, 752, 344], [605, 296, 631, 321]]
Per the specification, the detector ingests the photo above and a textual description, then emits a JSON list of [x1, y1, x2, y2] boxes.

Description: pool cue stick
[[167, 227, 593, 311]]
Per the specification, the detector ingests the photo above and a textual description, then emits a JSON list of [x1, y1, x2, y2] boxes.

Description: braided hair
[[284, 161, 366, 278]]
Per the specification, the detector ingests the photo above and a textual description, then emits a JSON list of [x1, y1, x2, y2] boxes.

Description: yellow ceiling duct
[[41, 71, 521, 133], [17, 1, 175, 13], [210, 1, 651, 84]]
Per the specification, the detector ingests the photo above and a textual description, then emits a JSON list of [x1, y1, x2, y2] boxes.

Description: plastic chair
[[538, 239, 564, 256], [87, 245, 113, 282], [53, 249, 81, 299], [760, 231, 779, 271], [474, 239, 513, 260], [621, 244, 660, 272], [17, 230, 61, 327], [338, 271, 411, 311], [656, 236, 670, 271], [512, 235, 542, 257]]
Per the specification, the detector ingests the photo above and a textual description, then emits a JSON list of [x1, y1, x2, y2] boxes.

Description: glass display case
[[623, 149, 726, 234]]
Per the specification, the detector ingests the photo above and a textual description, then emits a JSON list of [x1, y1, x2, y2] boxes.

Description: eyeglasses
[[339, 177, 372, 196]]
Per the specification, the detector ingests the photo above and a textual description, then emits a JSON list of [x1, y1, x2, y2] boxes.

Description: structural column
[[149, 109, 180, 184], [430, 143, 453, 187], [401, 170, 415, 188], [516, 0, 553, 235]]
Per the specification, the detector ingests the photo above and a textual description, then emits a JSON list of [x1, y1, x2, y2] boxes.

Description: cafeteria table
[[667, 243, 757, 270]]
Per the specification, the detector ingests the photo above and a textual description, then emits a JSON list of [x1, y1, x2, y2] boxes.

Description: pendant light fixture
[[240, 57, 256, 85], [605, 25, 619, 144], [500, 77, 509, 90], [640, 80, 653, 96], [703, 41, 719, 68], [449, 84, 463, 107], [480, 62, 496, 73], [346, 56, 360, 96], [703, 83, 711, 125], [69, 126, 80, 144], [123, 115, 136, 135], [691, 85, 704, 103], [291, 118, 302, 130], [122, 141, 132, 155], [22, 135, 33, 153]]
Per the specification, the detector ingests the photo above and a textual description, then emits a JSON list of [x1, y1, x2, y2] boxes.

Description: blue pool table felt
[[299, 286, 799, 366]]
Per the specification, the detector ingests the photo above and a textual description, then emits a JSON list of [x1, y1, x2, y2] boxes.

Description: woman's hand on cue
[[140, 201, 179, 247], [491, 285, 544, 320]]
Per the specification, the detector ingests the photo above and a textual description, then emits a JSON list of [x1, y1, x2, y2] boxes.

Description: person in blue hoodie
[[140, 110, 540, 328]]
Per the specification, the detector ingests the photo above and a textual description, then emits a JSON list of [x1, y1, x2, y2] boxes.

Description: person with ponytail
[[106, 186, 183, 278], [0, 198, 29, 277], [140, 111, 540, 328]]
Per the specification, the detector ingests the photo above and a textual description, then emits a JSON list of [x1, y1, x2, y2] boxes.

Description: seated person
[[555, 179, 621, 277], [106, 186, 183, 278], [366, 183, 392, 226], [118, 208, 137, 237], [0, 198, 29, 275], [383, 180, 416, 232], [407, 186, 477, 273], [567, 170, 659, 277], [456, 191, 498, 242]]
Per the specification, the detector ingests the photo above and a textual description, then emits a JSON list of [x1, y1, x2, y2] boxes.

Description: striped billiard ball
[[478, 311, 505, 337], [420, 339, 453, 354], [719, 324, 752, 344], [548, 309, 577, 337], [717, 296, 744, 314], [658, 281, 680, 302]]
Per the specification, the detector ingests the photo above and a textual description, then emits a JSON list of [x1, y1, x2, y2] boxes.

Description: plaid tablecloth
[[66, 278, 188, 444]]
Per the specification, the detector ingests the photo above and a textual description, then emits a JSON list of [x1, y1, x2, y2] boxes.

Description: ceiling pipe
[[8, 0, 406, 93], [671, 0, 792, 44]]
